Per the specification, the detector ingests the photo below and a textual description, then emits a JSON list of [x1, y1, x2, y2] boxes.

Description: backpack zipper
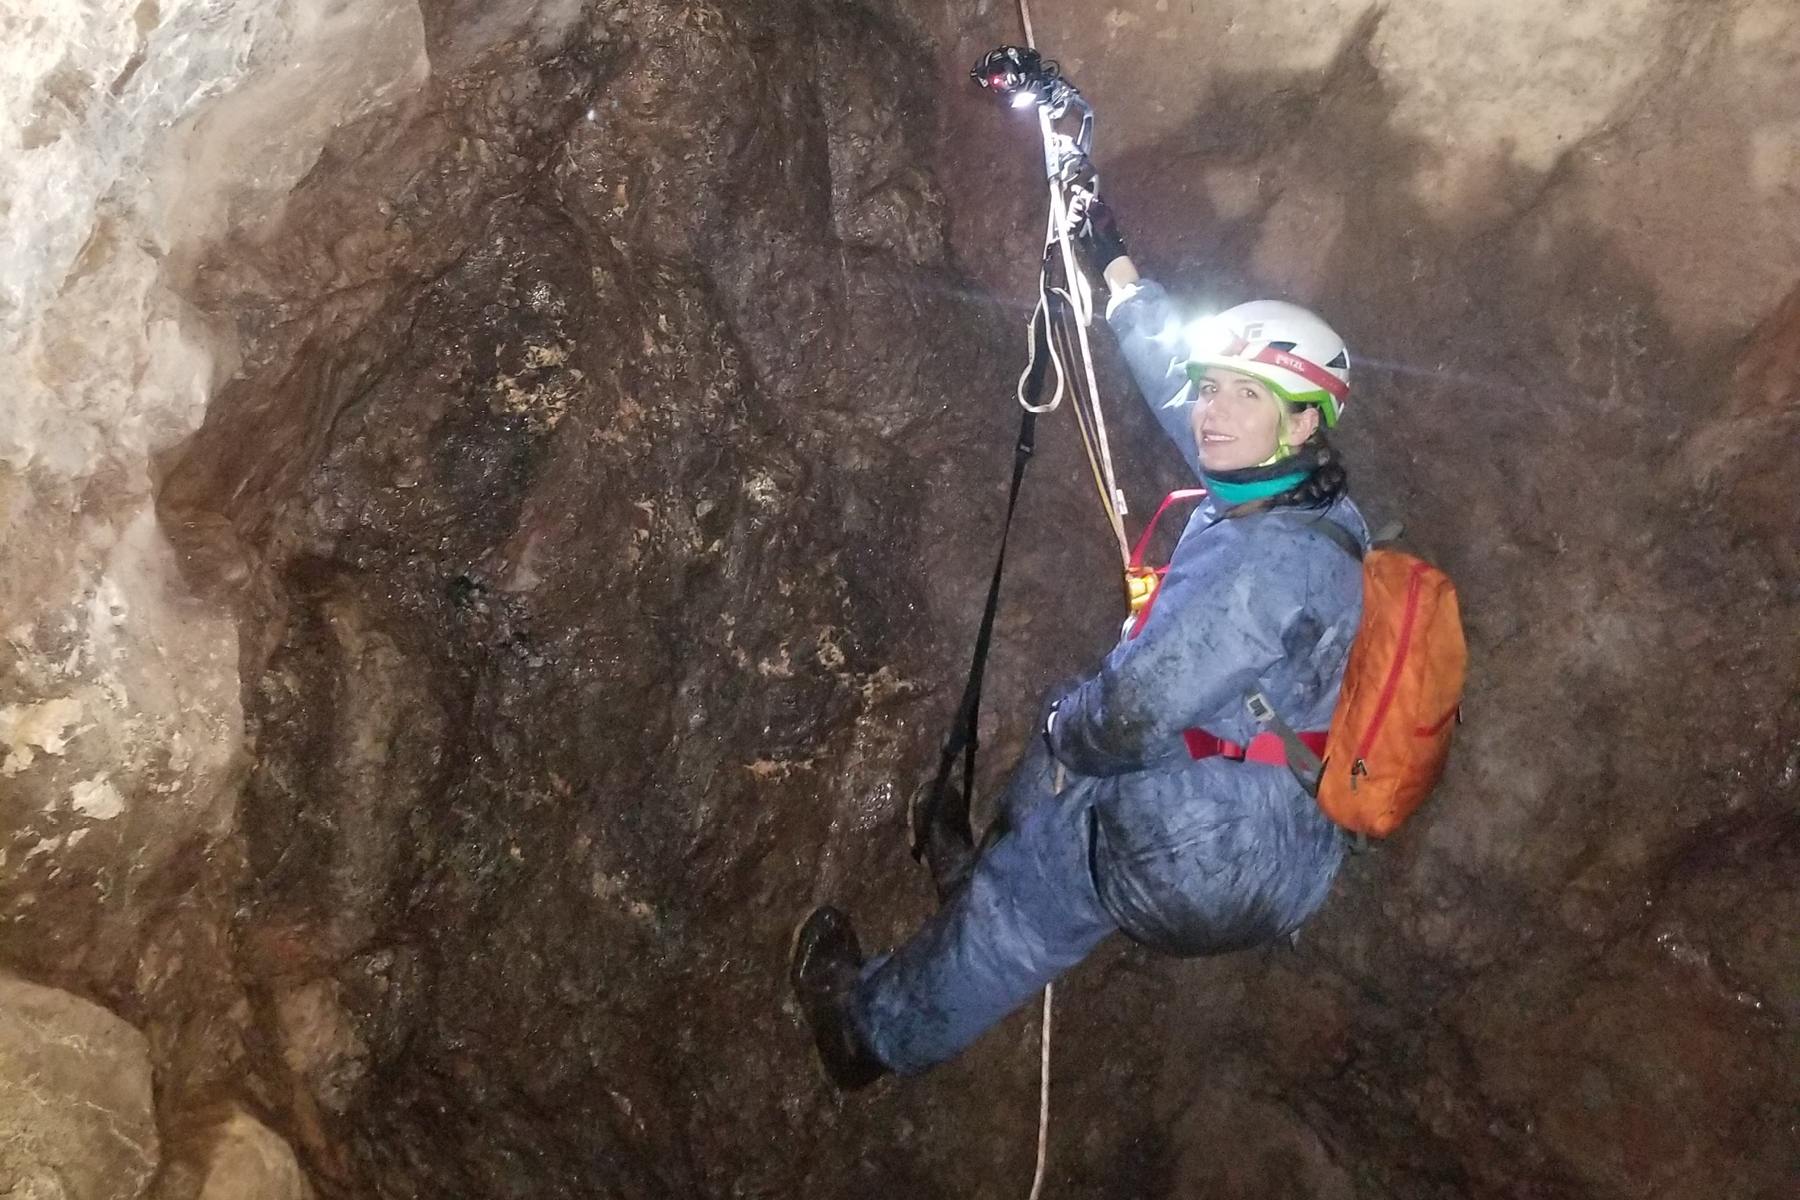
[[1352, 559, 1428, 771]]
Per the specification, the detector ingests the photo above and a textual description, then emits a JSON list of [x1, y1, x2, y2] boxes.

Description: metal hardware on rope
[[973, 45, 1131, 570]]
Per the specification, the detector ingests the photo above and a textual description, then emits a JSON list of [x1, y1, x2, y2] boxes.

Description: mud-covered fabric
[[850, 738, 1113, 1075], [849, 277, 1366, 1073]]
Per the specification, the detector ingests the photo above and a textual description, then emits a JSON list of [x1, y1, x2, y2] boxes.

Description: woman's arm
[[1068, 196, 1202, 475], [1102, 274, 1204, 477]]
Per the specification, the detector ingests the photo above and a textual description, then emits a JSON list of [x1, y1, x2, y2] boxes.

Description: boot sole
[[786, 907, 887, 1091]]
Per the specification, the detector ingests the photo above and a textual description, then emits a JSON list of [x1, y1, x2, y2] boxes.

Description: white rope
[[1031, 116, 1132, 562], [1025, 762, 1065, 1200], [1052, 197, 1128, 528], [1009, 8, 1072, 1190], [1027, 982, 1054, 1200]]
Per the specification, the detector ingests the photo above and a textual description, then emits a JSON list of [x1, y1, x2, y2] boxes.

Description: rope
[[1011, 5, 1087, 1191], [1017, 114, 1132, 570], [1011, 8, 1104, 1193], [1028, 983, 1054, 1200], [1003, 0, 1132, 572], [1025, 761, 1066, 1200]]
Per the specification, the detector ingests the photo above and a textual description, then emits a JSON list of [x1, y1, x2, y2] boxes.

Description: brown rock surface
[[196, 1111, 313, 1200], [153, 1107, 313, 1200], [0, 974, 159, 1200]]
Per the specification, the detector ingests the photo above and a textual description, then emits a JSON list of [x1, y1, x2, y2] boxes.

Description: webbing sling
[[909, 299, 1055, 868]]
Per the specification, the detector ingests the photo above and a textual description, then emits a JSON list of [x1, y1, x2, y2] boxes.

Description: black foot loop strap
[[912, 405, 1036, 883], [911, 300, 1054, 889]]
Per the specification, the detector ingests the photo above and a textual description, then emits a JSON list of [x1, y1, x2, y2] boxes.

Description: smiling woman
[[794, 206, 1377, 1090], [1173, 299, 1354, 508], [1191, 367, 1309, 472]]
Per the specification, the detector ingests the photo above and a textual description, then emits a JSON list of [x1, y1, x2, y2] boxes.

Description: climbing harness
[[1122, 488, 1205, 637]]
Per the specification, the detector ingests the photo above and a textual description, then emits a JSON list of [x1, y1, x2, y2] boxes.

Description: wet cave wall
[[2, 0, 1798, 1198]]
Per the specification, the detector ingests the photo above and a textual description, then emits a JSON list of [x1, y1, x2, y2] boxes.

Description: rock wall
[[0, 0, 564, 1182], [936, 0, 1800, 343], [152, 4, 1136, 1192], [1, 0, 1796, 1196]]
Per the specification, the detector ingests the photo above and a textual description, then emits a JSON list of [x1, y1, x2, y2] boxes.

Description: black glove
[[1067, 189, 1128, 273]]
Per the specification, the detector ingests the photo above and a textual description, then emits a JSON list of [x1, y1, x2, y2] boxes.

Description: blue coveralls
[[849, 279, 1369, 1075]]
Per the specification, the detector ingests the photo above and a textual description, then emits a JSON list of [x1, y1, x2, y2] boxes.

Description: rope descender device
[[973, 45, 1137, 592]]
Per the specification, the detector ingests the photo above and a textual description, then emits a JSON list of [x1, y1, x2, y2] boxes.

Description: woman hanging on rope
[[790, 194, 1370, 1089]]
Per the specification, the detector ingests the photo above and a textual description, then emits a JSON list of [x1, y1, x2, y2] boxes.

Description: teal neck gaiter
[[1202, 469, 1309, 506]]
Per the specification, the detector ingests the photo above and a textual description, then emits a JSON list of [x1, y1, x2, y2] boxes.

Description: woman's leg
[[994, 731, 1062, 831], [848, 783, 1116, 1075]]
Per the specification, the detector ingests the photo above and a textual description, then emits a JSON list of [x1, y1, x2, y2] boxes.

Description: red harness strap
[[1184, 728, 1328, 766], [1126, 488, 1208, 638]]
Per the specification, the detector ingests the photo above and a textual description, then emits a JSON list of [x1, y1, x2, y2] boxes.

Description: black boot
[[789, 906, 889, 1091]]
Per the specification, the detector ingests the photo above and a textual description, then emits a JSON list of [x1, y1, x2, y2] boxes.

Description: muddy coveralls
[[847, 278, 1369, 1075]]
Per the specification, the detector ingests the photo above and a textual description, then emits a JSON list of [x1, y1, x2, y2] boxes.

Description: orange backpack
[[1312, 541, 1466, 836], [1241, 517, 1466, 838]]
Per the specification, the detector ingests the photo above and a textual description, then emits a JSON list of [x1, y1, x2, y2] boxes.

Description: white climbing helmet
[[1184, 300, 1351, 426]]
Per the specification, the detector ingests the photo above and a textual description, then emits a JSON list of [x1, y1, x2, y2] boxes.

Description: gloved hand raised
[[1065, 188, 1129, 274]]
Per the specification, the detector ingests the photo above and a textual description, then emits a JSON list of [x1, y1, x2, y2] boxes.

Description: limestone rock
[[0, 974, 158, 1200], [194, 1110, 312, 1200], [937, 0, 1800, 337]]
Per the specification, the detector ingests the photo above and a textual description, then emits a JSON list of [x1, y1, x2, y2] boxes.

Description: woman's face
[[1190, 367, 1316, 472]]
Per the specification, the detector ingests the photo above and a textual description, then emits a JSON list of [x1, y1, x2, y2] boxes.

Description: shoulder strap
[[1304, 514, 1365, 561], [1245, 689, 1324, 794], [1250, 504, 1365, 561], [1239, 509, 1364, 795]]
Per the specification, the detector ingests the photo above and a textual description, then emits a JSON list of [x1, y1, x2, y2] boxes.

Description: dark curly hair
[[1270, 427, 1348, 509]]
